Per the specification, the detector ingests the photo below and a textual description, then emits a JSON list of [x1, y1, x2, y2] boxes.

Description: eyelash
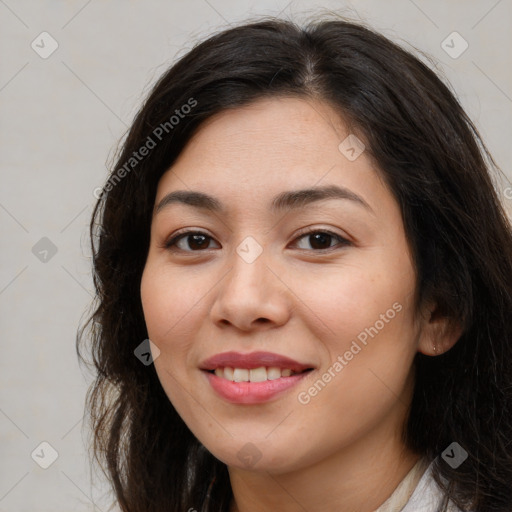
[[163, 228, 351, 254]]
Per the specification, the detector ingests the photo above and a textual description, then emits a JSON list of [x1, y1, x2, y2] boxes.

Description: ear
[[417, 301, 464, 356]]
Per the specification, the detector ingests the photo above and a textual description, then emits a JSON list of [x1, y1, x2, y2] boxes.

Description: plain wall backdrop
[[1, 0, 511, 510]]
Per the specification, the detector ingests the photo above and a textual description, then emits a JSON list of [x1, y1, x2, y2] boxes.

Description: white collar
[[374, 458, 469, 512], [374, 457, 430, 512]]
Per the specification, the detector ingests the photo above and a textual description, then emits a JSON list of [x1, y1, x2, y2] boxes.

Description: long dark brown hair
[[77, 14, 512, 512]]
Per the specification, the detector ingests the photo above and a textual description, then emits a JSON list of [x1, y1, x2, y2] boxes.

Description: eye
[[291, 229, 350, 251], [164, 231, 219, 252], [164, 228, 350, 253]]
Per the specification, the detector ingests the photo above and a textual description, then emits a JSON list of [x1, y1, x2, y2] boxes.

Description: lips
[[200, 351, 314, 373], [200, 351, 315, 404]]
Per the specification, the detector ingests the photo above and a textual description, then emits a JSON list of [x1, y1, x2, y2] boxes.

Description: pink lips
[[200, 351, 314, 404]]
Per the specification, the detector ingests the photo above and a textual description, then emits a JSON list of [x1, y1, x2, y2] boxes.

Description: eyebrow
[[155, 185, 374, 215]]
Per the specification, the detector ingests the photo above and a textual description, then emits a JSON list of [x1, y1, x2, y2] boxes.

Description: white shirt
[[401, 462, 463, 511], [375, 458, 472, 512]]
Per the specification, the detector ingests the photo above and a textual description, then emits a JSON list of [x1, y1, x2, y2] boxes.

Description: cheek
[[291, 252, 419, 419], [140, 264, 206, 404], [289, 254, 416, 354], [298, 259, 418, 408], [140, 264, 203, 414], [140, 264, 206, 344]]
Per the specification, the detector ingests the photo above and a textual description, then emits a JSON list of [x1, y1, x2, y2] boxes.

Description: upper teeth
[[214, 367, 296, 382]]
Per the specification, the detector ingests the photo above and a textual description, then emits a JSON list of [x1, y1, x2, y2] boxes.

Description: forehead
[[154, 96, 387, 215], [174, 96, 349, 168]]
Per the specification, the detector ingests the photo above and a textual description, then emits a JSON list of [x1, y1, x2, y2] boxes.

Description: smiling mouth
[[207, 366, 314, 382]]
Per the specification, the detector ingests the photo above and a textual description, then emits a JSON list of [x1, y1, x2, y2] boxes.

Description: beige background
[[0, 0, 510, 510]]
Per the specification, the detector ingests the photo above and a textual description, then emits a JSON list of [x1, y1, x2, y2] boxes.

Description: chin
[[202, 436, 310, 474]]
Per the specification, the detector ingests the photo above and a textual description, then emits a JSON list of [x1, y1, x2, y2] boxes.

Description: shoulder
[[402, 461, 474, 512]]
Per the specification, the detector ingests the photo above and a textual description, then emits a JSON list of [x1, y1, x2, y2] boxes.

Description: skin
[[140, 96, 461, 512]]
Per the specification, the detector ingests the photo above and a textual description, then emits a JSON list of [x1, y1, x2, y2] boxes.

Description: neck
[[228, 406, 421, 512]]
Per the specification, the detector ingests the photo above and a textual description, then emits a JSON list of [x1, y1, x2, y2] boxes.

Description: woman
[[78, 14, 512, 512]]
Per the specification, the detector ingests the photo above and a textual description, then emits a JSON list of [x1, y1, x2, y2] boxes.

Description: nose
[[209, 245, 292, 332]]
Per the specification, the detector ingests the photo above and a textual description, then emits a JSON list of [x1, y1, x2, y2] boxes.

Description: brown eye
[[165, 232, 219, 251], [293, 230, 350, 251], [164, 229, 350, 254]]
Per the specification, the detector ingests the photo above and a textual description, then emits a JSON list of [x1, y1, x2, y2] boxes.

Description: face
[[140, 96, 426, 474]]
